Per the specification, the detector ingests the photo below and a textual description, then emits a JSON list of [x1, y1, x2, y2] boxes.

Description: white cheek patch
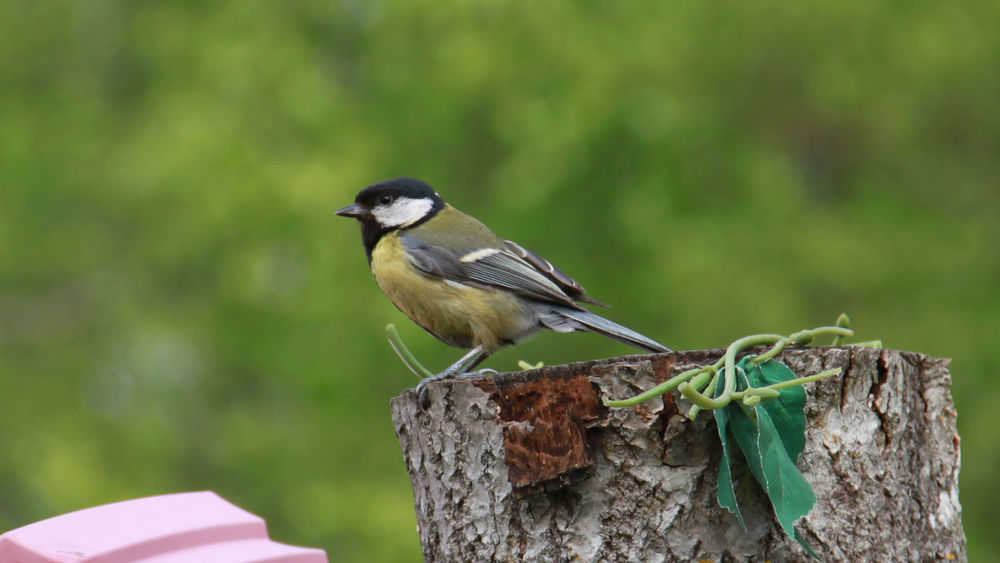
[[372, 197, 434, 228]]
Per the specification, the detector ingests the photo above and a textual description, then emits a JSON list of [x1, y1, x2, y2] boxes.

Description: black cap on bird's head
[[337, 178, 446, 259]]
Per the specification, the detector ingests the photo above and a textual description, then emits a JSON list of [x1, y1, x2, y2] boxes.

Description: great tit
[[337, 178, 671, 387]]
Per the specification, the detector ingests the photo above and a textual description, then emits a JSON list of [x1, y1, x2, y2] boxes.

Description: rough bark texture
[[391, 347, 965, 562]]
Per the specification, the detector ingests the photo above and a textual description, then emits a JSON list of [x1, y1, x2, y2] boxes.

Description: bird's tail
[[538, 306, 672, 353]]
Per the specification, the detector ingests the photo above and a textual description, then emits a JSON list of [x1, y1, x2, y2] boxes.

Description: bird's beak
[[335, 203, 368, 219]]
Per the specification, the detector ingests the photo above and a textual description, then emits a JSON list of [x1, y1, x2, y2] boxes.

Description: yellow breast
[[370, 232, 531, 351]]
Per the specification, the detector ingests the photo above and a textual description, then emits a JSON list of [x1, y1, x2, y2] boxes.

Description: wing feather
[[502, 240, 607, 306]]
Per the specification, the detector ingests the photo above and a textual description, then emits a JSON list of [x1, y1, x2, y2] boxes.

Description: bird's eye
[[379, 195, 393, 205]]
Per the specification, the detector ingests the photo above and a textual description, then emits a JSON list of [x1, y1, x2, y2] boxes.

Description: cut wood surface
[[391, 347, 966, 562]]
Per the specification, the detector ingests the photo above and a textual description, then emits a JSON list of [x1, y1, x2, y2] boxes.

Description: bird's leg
[[456, 348, 497, 375], [416, 345, 496, 407], [428, 345, 490, 382], [444, 345, 488, 376]]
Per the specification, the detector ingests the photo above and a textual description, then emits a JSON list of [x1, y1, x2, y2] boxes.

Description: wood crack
[[872, 350, 893, 452]]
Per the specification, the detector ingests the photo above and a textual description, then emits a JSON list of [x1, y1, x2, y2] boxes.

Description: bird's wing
[[401, 234, 583, 309], [400, 241, 466, 280], [502, 240, 607, 307]]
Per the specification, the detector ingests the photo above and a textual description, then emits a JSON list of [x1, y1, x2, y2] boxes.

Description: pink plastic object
[[0, 491, 328, 563]]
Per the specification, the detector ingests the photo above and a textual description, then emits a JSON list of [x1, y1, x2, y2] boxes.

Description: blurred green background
[[1, 0, 996, 560]]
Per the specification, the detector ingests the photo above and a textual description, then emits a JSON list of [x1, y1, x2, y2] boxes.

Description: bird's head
[[336, 177, 445, 230], [337, 178, 446, 261]]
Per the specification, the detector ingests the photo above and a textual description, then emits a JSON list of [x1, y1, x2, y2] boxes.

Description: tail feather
[[539, 306, 671, 353]]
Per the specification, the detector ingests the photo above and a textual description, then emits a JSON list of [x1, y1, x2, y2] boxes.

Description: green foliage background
[[2, 1, 996, 559]]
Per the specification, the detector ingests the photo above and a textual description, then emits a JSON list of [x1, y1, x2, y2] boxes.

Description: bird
[[336, 178, 671, 391]]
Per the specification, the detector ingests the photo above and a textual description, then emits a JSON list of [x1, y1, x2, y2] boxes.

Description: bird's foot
[[459, 367, 499, 378], [416, 368, 499, 409]]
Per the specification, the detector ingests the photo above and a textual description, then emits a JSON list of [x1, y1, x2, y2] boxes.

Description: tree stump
[[390, 348, 965, 562]]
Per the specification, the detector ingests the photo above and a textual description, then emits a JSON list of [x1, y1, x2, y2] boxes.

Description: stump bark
[[390, 347, 965, 562]]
